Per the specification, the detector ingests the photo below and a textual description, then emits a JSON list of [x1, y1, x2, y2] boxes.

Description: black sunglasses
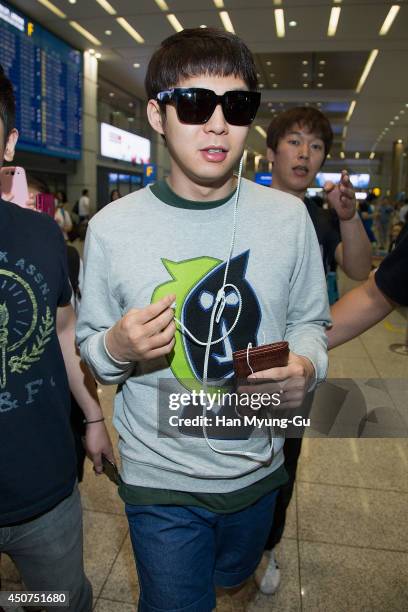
[[156, 88, 261, 126]]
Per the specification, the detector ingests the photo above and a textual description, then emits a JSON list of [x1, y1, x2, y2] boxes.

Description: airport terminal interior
[[1, 0, 408, 611]]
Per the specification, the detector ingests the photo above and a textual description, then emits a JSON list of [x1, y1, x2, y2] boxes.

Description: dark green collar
[[150, 179, 236, 210]]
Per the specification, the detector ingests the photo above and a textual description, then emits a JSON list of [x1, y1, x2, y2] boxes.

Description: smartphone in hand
[[101, 455, 121, 485], [0, 166, 29, 207]]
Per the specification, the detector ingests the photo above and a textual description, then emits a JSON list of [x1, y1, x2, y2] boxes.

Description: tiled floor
[[2, 276, 407, 611]]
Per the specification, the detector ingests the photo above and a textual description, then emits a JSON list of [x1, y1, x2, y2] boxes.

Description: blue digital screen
[[254, 172, 272, 186], [0, 0, 82, 159]]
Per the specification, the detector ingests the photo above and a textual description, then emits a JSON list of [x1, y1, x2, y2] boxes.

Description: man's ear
[[147, 100, 165, 136], [266, 147, 275, 164], [4, 128, 18, 162]]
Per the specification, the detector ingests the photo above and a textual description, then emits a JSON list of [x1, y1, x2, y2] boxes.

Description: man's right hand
[[105, 293, 176, 363]]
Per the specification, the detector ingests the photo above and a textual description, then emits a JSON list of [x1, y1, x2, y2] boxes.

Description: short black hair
[[82, 189, 88, 195], [0, 64, 16, 145], [267, 107, 333, 157], [145, 28, 258, 100]]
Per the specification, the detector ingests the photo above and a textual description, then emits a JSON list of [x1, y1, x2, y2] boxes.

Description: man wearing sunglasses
[[77, 28, 330, 611]]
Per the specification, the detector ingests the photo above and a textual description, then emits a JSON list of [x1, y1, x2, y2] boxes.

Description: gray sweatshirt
[[76, 178, 330, 492]]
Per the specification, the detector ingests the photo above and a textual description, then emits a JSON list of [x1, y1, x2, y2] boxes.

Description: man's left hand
[[245, 352, 315, 409], [84, 420, 115, 474], [324, 169, 357, 221]]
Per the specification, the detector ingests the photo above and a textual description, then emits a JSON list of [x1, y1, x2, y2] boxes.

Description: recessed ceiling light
[[268, 102, 273, 107], [319, 60, 326, 65], [289, 20, 297, 27], [128, 117, 135, 122], [355, 152, 360, 159], [133, 62, 140, 68], [317, 83, 323, 87], [259, 83, 265, 88], [95, 52, 101, 59], [89, 49, 95, 55], [38, 0, 66, 18], [128, 102, 134, 107], [384, 127, 389, 131], [200, 24, 207, 28], [270, 73, 275, 77], [105, 29, 112, 35], [394, 116, 399, 120], [273, 83, 278, 88], [340, 151, 345, 159], [302, 60, 308, 65], [109, 92, 115, 97], [397, 138, 403, 143], [327, 153, 331, 159], [379, 5, 400, 36], [305, 102, 310, 107], [318, 73, 324, 78], [400, 110, 405, 114], [266, 61, 272, 66], [68, 0, 76, 4], [303, 83, 309, 88], [95, 0, 117, 16], [390, 121, 394, 125], [257, 73, 261, 77], [167, 14, 184, 32], [302, 72, 308, 77], [317, 102, 322, 107]]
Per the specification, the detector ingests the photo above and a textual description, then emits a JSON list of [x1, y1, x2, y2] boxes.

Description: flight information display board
[[0, 0, 82, 159]]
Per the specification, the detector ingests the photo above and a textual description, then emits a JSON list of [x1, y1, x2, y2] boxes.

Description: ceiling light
[[268, 102, 273, 107], [379, 5, 400, 36], [256, 73, 261, 77], [133, 62, 140, 68], [273, 83, 278, 88], [37, 0, 66, 18], [397, 138, 403, 143], [69, 21, 101, 45], [303, 83, 309, 88], [128, 102, 134, 107], [317, 102, 322, 107], [355, 152, 360, 159], [213, 0, 224, 7], [155, 0, 169, 10], [394, 115, 399, 120], [95, 52, 101, 59], [109, 92, 115, 97], [200, 24, 207, 28], [356, 49, 378, 93], [318, 72, 324, 77], [319, 60, 326, 65], [345, 99, 356, 122], [105, 29, 112, 35], [275, 9, 285, 38], [259, 83, 265, 88], [95, 0, 117, 16], [88, 48, 95, 55], [68, 0, 76, 4], [342, 125, 348, 139], [219, 11, 235, 33], [390, 121, 394, 125], [340, 151, 345, 159], [400, 110, 405, 114], [167, 14, 184, 32], [328, 6, 341, 36], [117, 17, 145, 43], [327, 154, 331, 159], [128, 117, 135, 122], [302, 72, 308, 77], [266, 61, 272, 66], [289, 20, 297, 27], [302, 60, 308, 65], [369, 152, 375, 159], [384, 127, 389, 131], [255, 126, 267, 138], [317, 83, 323, 88], [270, 73, 275, 77]]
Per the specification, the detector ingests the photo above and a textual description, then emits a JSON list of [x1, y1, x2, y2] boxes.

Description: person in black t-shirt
[[0, 65, 114, 611], [255, 107, 372, 595], [327, 231, 408, 348]]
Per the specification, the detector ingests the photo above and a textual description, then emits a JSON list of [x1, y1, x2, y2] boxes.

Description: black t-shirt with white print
[[0, 199, 76, 525]]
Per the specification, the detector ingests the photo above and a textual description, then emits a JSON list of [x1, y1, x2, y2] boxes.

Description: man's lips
[[292, 165, 309, 177], [200, 147, 229, 162]]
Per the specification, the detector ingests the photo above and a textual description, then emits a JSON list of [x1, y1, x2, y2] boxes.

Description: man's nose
[[204, 103, 228, 134]]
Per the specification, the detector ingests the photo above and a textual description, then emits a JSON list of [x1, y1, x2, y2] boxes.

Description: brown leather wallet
[[232, 341, 289, 379]]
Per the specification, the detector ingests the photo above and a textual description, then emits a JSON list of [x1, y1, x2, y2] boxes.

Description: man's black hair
[[0, 64, 16, 145], [145, 28, 258, 100]]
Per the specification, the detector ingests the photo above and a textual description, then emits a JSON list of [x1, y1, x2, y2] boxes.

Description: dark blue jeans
[[126, 489, 278, 612]]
